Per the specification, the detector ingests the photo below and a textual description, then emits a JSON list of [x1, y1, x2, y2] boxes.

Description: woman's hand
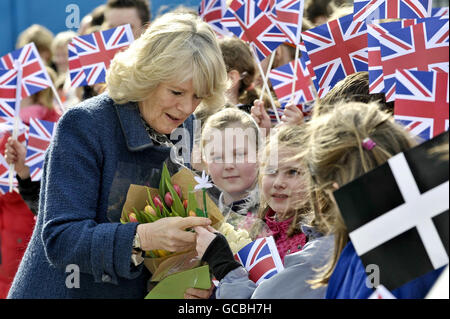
[[4, 137, 30, 179], [281, 102, 304, 126], [194, 225, 218, 259], [136, 216, 211, 252], [250, 100, 271, 136]]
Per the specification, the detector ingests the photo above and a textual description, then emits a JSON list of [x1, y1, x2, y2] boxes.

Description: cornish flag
[[379, 18, 449, 102], [333, 131, 449, 290], [71, 24, 134, 86], [0, 42, 53, 98], [25, 118, 56, 181], [234, 236, 284, 285], [301, 14, 368, 95], [394, 69, 449, 141], [353, 0, 432, 23]]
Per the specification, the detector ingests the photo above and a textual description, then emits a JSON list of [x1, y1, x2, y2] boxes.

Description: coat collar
[[114, 99, 154, 152], [112, 96, 195, 153]]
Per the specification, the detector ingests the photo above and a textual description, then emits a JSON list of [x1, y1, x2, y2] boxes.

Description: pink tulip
[[173, 184, 182, 199], [153, 196, 164, 211], [164, 192, 173, 207], [128, 212, 138, 223]]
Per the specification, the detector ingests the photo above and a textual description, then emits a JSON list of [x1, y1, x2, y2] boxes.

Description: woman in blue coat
[[7, 12, 227, 299]]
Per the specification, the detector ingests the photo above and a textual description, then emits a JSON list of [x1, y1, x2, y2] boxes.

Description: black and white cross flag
[[334, 131, 449, 291]]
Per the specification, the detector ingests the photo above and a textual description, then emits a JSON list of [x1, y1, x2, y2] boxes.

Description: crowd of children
[[0, 0, 448, 299]]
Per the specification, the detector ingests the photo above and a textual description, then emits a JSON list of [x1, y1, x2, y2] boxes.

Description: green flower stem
[[202, 189, 208, 218]]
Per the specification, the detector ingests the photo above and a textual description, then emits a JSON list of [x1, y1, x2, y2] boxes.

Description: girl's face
[[261, 150, 306, 218], [204, 124, 258, 200]]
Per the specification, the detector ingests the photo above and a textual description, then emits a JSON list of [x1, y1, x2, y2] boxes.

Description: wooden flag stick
[[31, 42, 66, 114], [9, 61, 23, 192], [50, 84, 65, 114], [290, 44, 300, 103], [259, 51, 276, 101], [251, 44, 281, 123]]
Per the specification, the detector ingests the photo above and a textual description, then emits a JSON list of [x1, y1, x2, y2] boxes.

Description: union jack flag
[[432, 7, 449, 18], [268, 0, 305, 44], [269, 58, 314, 109], [199, 0, 231, 37], [394, 69, 449, 141], [25, 118, 56, 181], [71, 24, 134, 86], [0, 154, 17, 194], [0, 43, 53, 98], [367, 19, 417, 93], [0, 68, 19, 119], [223, 0, 286, 61], [353, 0, 432, 23], [68, 41, 87, 88], [257, 0, 276, 12], [234, 236, 284, 285], [301, 14, 368, 95], [267, 107, 285, 124], [380, 18, 449, 102]]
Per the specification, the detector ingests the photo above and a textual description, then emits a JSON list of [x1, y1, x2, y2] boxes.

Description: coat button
[[102, 274, 112, 283], [287, 249, 291, 254]]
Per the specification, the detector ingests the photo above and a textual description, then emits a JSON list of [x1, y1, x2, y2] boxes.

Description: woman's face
[[139, 79, 202, 134], [261, 150, 306, 218]]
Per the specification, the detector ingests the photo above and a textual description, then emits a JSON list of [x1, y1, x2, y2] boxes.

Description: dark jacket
[[7, 93, 194, 298]]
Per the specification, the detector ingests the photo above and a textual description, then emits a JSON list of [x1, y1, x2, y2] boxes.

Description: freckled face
[[261, 151, 306, 218], [139, 79, 202, 134]]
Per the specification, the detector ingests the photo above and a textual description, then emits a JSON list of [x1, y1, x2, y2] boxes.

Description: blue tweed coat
[[8, 93, 195, 298]]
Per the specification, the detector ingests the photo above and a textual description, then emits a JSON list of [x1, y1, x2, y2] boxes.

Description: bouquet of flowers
[[120, 163, 224, 281], [120, 162, 273, 296]]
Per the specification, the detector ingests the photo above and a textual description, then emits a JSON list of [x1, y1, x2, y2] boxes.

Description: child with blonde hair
[[201, 107, 261, 217], [194, 124, 316, 298], [302, 100, 445, 298]]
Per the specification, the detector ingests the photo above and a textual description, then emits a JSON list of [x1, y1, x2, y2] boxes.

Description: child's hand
[[184, 283, 215, 299], [194, 225, 218, 258], [281, 102, 304, 126], [4, 137, 30, 179], [250, 100, 271, 136]]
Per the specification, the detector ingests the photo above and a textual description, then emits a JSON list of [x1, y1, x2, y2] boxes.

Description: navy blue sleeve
[[40, 107, 142, 285]]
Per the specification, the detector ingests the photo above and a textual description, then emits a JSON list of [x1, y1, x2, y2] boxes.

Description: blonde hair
[[51, 31, 76, 55], [258, 125, 312, 237], [201, 107, 262, 160], [302, 101, 417, 287], [16, 24, 54, 63], [106, 12, 228, 110]]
